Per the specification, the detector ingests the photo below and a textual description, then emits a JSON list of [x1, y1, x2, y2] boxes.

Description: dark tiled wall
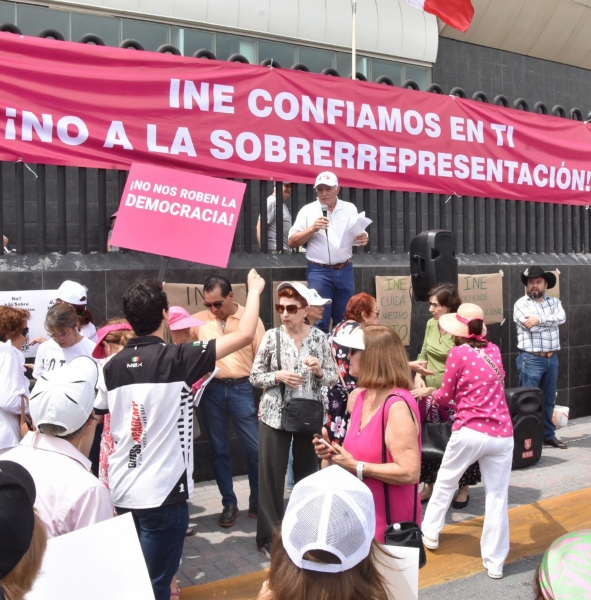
[[2, 253, 590, 482], [435, 38, 591, 114]]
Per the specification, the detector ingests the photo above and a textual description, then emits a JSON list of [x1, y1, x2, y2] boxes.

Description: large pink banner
[[0, 34, 590, 205]]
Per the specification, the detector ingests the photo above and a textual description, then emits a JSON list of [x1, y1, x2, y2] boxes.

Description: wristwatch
[[356, 461, 365, 481]]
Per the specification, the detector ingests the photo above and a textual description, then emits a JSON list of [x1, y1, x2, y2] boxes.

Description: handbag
[[382, 393, 427, 569], [421, 403, 452, 462], [276, 328, 324, 435]]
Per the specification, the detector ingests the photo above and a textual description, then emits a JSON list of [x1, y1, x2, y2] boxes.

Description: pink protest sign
[[110, 164, 245, 268]]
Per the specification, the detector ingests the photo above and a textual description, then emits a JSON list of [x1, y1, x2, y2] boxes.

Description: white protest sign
[[0, 290, 57, 357]]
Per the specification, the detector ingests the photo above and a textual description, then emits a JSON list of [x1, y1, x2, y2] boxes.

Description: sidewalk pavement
[[177, 415, 591, 590]]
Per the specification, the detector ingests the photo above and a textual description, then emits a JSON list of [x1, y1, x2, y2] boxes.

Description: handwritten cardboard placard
[[272, 281, 308, 327], [375, 276, 412, 345], [458, 272, 504, 325], [111, 163, 245, 268], [164, 282, 246, 314]]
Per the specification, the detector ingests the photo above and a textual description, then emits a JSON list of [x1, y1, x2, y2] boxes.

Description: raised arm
[[215, 270, 266, 360], [288, 206, 328, 249]]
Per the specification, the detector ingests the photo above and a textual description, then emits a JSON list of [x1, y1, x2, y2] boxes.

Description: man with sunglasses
[[288, 171, 369, 333], [191, 275, 265, 528]]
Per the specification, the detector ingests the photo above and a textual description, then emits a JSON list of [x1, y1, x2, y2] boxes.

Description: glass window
[[122, 18, 168, 51], [336, 53, 370, 78], [171, 27, 213, 56], [72, 12, 120, 47], [298, 46, 334, 73], [371, 59, 404, 85], [216, 33, 256, 63], [0, 1, 15, 24], [17, 5, 70, 39], [258, 40, 296, 68], [405, 65, 432, 90]]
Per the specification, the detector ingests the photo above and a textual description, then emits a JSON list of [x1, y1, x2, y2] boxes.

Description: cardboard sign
[[375, 276, 412, 345], [0, 289, 58, 357], [164, 282, 246, 314], [110, 163, 246, 268], [457, 272, 504, 325], [272, 281, 308, 327]]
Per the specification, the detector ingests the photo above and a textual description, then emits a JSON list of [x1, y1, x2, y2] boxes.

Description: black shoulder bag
[[421, 402, 452, 463], [382, 393, 427, 568], [276, 327, 324, 435]]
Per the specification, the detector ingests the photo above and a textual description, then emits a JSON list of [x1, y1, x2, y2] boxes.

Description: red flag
[[406, 0, 474, 32]]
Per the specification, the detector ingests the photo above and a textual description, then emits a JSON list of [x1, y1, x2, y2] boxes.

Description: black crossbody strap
[[275, 327, 285, 401], [381, 392, 419, 526]]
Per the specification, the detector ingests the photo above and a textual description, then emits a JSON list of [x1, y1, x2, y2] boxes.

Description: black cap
[[520, 266, 556, 289], [0, 461, 36, 579]]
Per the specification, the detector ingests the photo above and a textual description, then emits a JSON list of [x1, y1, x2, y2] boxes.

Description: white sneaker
[[422, 535, 439, 550], [483, 561, 503, 579]]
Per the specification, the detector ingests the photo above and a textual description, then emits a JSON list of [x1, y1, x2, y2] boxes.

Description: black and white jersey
[[95, 335, 216, 509]]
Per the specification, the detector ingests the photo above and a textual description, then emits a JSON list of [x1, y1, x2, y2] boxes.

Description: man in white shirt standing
[[288, 172, 369, 333], [513, 266, 567, 449], [3, 355, 113, 538]]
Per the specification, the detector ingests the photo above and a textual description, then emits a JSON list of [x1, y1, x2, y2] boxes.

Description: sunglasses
[[350, 348, 360, 356], [22, 327, 29, 337], [275, 304, 303, 315], [203, 300, 225, 309]]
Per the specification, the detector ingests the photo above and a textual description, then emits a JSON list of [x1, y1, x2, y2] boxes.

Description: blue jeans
[[307, 261, 355, 333], [199, 380, 259, 508], [516, 352, 559, 440], [116, 502, 188, 600]]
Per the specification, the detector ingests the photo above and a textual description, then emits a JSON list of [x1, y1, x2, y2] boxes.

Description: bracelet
[[356, 461, 365, 481]]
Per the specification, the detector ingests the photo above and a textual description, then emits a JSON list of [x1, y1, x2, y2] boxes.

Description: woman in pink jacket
[[412, 303, 513, 580]]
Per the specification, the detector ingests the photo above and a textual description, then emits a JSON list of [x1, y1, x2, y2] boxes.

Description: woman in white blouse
[[0, 306, 32, 454], [250, 282, 337, 557]]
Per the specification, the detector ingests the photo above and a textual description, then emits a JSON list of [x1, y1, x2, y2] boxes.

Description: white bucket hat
[[30, 356, 98, 436], [282, 465, 375, 573]]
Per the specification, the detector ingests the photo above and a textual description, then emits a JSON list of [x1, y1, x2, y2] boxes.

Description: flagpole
[[351, 0, 357, 79]]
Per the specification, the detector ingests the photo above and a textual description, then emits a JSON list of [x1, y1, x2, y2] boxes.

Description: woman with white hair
[[413, 303, 513, 580]]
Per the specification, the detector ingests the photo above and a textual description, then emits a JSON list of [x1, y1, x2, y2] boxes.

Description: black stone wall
[[2, 250, 590, 483], [434, 38, 591, 114]]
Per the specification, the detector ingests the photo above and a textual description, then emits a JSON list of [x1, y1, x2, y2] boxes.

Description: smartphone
[[313, 433, 340, 454]]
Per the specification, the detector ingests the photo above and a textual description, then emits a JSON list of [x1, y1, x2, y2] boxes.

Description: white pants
[[422, 427, 514, 575]]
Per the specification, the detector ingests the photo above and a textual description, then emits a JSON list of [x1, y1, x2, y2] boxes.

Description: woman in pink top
[[414, 303, 514, 579], [313, 325, 421, 544]]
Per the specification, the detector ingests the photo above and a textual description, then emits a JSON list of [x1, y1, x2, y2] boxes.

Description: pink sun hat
[[169, 306, 205, 331]]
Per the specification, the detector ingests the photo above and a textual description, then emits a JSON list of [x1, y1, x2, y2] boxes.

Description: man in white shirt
[[3, 355, 113, 538], [288, 171, 369, 332]]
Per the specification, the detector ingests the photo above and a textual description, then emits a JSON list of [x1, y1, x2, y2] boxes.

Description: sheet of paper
[[340, 211, 372, 248], [26, 513, 155, 600], [375, 544, 419, 600], [192, 366, 219, 407]]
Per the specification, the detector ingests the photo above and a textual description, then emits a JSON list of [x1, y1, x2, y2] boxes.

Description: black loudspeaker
[[410, 230, 458, 301], [505, 387, 544, 469]]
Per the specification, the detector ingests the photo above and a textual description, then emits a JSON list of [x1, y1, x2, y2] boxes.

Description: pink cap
[[92, 323, 133, 359], [169, 306, 205, 331]]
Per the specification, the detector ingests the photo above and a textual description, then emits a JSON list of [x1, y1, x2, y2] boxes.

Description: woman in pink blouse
[[413, 303, 513, 579]]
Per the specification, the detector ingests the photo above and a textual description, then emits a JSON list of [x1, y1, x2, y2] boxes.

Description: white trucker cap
[[314, 171, 338, 188]]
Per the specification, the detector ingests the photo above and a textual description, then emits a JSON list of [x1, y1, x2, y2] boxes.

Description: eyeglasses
[[203, 299, 226, 309], [21, 327, 29, 337], [48, 328, 73, 340], [275, 304, 303, 315]]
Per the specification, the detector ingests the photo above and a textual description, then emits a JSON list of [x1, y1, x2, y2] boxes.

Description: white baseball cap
[[314, 171, 338, 188], [30, 356, 98, 436], [309, 288, 332, 306], [282, 465, 375, 573], [333, 326, 365, 350], [49, 280, 88, 305], [277, 282, 313, 307]]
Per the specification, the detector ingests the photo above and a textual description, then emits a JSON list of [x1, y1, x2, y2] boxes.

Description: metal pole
[[351, 0, 357, 80]]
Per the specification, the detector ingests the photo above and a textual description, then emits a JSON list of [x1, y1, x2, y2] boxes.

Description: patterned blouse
[[250, 326, 338, 430]]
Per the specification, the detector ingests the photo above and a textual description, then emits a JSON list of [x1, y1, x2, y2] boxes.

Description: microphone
[[320, 204, 329, 237]]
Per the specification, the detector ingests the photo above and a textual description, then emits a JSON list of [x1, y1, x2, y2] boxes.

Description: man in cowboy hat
[[514, 266, 567, 449]]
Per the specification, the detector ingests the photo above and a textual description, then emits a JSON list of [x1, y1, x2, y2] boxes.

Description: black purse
[[276, 328, 324, 435], [382, 394, 427, 569], [421, 403, 452, 462]]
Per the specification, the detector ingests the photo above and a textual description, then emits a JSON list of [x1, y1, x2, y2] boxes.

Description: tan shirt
[[191, 304, 266, 379]]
